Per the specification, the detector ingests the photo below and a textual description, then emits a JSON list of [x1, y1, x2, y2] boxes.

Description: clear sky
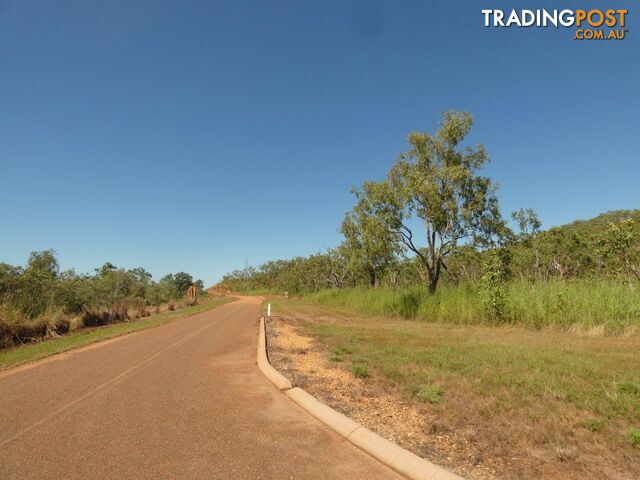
[[1, 0, 638, 285]]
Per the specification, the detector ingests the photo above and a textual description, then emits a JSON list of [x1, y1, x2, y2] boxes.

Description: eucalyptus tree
[[326, 247, 351, 288], [357, 111, 505, 293], [510, 208, 543, 280], [511, 208, 541, 239], [340, 189, 401, 287]]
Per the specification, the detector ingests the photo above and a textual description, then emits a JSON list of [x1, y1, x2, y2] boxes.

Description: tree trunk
[[426, 261, 440, 294], [425, 254, 443, 294]]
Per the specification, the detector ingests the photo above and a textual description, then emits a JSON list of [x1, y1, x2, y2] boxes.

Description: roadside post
[[267, 303, 271, 317]]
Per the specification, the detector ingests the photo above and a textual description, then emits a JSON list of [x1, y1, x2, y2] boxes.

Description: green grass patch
[[351, 364, 369, 378], [627, 428, 640, 447], [335, 346, 353, 355], [302, 319, 640, 422], [415, 384, 445, 404], [578, 419, 605, 432], [0, 297, 231, 370], [617, 381, 640, 395]]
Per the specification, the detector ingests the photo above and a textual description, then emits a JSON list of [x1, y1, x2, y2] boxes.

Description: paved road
[[0, 297, 401, 479]]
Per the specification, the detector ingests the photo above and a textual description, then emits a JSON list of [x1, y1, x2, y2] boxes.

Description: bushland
[[0, 251, 207, 349]]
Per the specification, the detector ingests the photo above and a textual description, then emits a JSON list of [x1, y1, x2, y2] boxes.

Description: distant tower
[[244, 258, 249, 271]]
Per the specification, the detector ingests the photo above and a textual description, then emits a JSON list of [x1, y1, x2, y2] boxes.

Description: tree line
[[0, 249, 206, 347], [219, 112, 640, 296]]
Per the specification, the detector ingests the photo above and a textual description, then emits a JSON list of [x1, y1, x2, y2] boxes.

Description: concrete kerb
[[257, 317, 292, 391], [285, 387, 360, 438], [257, 316, 464, 480]]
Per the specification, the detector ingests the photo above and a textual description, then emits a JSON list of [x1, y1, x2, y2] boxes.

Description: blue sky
[[1, 0, 638, 285]]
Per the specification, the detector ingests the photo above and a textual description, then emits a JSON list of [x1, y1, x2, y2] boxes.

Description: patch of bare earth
[[266, 315, 497, 480]]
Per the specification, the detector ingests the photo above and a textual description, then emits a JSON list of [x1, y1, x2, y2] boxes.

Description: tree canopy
[[353, 111, 505, 292]]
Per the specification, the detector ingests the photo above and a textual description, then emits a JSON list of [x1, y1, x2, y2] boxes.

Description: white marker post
[[267, 303, 271, 317]]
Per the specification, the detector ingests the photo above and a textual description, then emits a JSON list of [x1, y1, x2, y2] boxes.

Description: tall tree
[[341, 189, 400, 287], [361, 111, 505, 293], [510, 208, 542, 279]]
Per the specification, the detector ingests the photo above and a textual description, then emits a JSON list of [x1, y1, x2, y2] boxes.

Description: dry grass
[[266, 298, 640, 480]]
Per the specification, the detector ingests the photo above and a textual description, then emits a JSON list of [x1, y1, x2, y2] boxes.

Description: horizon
[[1, 1, 638, 285], [3, 207, 635, 287]]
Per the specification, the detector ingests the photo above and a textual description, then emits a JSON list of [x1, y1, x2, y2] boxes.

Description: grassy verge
[[0, 297, 232, 370], [270, 297, 640, 479], [303, 280, 640, 333]]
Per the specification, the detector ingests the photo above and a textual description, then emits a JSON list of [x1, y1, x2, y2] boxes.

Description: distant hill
[[548, 209, 640, 237], [506, 209, 640, 280]]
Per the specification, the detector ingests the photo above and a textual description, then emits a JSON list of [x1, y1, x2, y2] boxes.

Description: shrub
[[133, 300, 147, 319], [82, 309, 111, 327], [15, 320, 48, 341], [390, 291, 422, 318], [111, 301, 128, 322], [82, 302, 128, 328], [481, 251, 508, 322], [0, 315, 69, 347], [51, 317, 71, 335], [0, 321, 13, 349]]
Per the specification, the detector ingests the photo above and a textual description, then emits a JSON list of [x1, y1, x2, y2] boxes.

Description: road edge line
[[257, 316, 464, 480]]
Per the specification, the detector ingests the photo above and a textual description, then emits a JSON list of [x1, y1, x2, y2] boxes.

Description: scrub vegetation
[[0, 250, 209, 350]]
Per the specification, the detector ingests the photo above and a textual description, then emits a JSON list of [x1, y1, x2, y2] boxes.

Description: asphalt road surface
[[0, 297, 401, 479]]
